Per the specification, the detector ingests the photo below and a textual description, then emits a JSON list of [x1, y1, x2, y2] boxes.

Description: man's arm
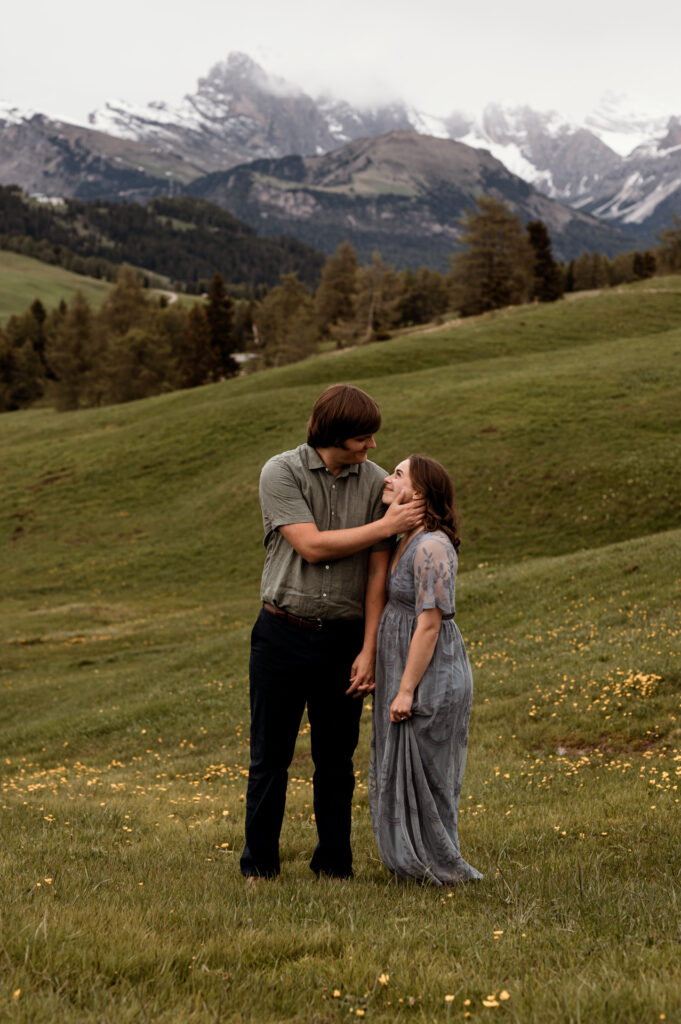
[[346, 548, 391, 696], [279, 492, 424, 563]]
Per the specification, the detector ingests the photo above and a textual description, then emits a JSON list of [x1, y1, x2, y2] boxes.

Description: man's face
[[337, 434, 377, 465]]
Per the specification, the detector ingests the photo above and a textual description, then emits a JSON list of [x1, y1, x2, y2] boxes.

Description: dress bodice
[[387, 530, 457, 618]]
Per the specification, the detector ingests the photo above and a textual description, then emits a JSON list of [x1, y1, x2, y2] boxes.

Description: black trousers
[[240, 608, 365, 878]]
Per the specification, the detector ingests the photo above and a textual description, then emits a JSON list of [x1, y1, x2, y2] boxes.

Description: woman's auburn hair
[[307, 384, 381, 448], [408, 454, 462, 551]]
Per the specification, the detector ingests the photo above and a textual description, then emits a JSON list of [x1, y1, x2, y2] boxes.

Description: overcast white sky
[[2, 0, 679, 124]]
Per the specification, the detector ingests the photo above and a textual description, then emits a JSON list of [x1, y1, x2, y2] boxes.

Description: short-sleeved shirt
[[259, 443, 391, 620]]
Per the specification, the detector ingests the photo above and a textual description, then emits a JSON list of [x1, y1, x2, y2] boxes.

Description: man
[[240, 383, 424, 879]]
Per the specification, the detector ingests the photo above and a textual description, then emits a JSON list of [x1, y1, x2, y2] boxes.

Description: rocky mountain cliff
[[185, 131, 632, 268], [0, 103, 187, 201], [87, 53, 416, 175], [451, 98, 681, 238]]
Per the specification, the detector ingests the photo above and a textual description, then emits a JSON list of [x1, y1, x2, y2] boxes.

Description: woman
[[369, 454, 481, 885]]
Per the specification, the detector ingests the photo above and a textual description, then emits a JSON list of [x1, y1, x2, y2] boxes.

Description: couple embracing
[[241, 384, 481, 886]]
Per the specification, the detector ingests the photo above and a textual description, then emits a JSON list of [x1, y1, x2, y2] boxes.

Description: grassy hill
[[0, 249, 112, 322], [1, 280, 681, 1022]]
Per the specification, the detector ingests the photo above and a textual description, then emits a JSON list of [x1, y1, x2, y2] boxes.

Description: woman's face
[[382, 459, 416, 505]]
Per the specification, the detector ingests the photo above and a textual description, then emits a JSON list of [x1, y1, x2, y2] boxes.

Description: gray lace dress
[[369, 530, 482, 885]]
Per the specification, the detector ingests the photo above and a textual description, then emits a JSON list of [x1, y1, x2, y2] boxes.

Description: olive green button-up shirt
[[259, 443, 391, 621]]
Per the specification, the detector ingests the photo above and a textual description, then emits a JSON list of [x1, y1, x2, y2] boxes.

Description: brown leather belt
[[263, 602, 324, 631]]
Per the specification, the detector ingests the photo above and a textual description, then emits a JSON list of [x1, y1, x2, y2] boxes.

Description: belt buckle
[[314, 617, 323, 631]]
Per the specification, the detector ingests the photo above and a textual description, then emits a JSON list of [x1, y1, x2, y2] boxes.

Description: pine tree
[[632, 252, 645, 279], [92, 266, 177, 403], [450, 197, 534, 316], [564, 260, 575, 293], [175, 304, 214, 387], [592, 252, 610, 289], [29, 298, 49, 371], [610, 252, 636, 285], [396, 268, 449, 326], [354, 253, 400, 343], [98, 265, 150, 336], [526, 220, 564, 302], [232, 299, 255, 352], [101, 325, 172, 405], [2, 307, 47, 403], [642, 250, 657, 278], [572, 252, 595, 291], [206, 272, 237, 378], [0, 329, 44, 411], [656, 213, 681, 272], [155, 302, 189, 362], [395, 269, 419, 325], [314, 242, 359, 347], [254, 274, 317, 368], [0, 332, 17, 412], [46, 291, 99, 411]]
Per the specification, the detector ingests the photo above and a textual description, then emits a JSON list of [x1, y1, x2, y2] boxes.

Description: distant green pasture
[[0, 249, 113, 322]]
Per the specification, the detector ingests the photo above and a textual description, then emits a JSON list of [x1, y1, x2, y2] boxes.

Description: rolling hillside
[[1, 280, 680, 1022], [0, 249, 112, 322], [4, 280, 681, 597]]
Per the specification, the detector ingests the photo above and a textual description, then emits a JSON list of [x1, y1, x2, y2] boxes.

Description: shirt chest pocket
[[333, 484, 368, 529]]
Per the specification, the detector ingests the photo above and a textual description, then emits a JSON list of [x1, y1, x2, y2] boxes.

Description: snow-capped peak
[[405, 106, 449, 140], [0, 101, 35, 124], [202, 52, 303, 99], [584, 90, 673, 156]]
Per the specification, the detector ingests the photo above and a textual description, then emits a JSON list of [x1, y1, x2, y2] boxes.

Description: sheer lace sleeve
[[413, 533, 457, 617]]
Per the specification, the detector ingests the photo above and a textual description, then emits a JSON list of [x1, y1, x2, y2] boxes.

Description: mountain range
[[2, 52, 680, 267], [184, 131, 628, 267]]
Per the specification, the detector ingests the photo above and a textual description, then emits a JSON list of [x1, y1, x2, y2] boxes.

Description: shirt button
[[322, 593, 327, 597], [325, 565, 330, 570]]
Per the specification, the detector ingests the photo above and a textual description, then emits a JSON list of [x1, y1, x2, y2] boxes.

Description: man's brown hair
[[307, 384, 381, 448]]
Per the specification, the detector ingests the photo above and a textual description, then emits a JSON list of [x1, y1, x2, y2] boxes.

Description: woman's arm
[[390, 607, 443, 722], [346, 548, 391, 697]]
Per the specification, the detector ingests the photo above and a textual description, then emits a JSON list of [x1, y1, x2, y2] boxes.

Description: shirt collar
[[304, 444, 360, 477]]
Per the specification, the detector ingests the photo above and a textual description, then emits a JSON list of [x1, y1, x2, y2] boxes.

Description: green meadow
[[0, 250, 191, 325], [0, 251, 113, 322], [1, 280, 681, 1022]]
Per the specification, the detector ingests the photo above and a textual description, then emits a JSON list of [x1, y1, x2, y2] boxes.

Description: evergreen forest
[[0, 187, 324, 292]]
